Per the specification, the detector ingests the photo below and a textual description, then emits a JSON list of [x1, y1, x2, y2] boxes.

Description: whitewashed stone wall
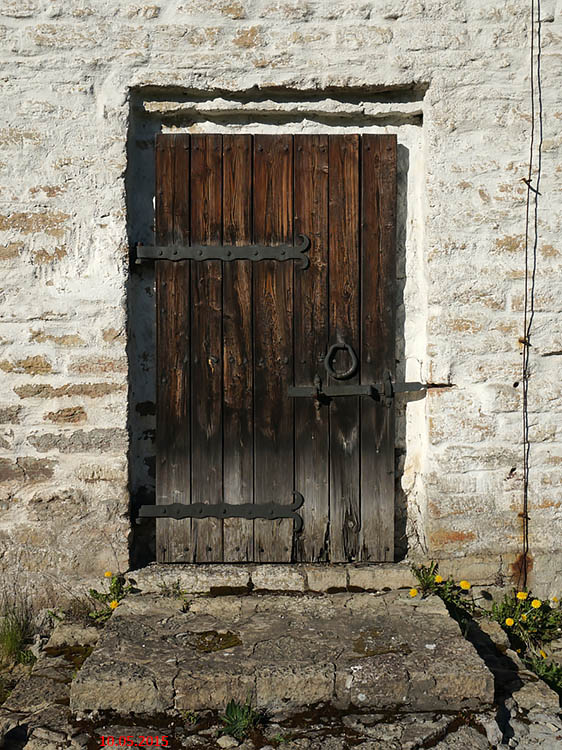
[[0, 0, 560, 599]]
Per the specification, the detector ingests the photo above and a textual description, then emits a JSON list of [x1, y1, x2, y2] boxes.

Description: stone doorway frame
[[125, 86, 428, 570]]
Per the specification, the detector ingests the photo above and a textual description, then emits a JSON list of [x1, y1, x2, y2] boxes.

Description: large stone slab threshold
[[70, 590, 494, 717], [127, 562, 417, 595]]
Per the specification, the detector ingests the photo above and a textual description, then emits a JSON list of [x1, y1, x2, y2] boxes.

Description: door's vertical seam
[[186, 134, 192, 561], [251, 134, 256, 563], [325, 135, 333, 563], [171, 136, 177, 563], [291, 134, 296, 562], [155, 135, 161, 560], [358, 135, 363, 562], [220, 134, 225, 562], [189, 136, 195, 561]]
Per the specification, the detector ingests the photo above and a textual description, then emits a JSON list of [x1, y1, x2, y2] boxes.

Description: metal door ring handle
[[324, 342, 358, 380]]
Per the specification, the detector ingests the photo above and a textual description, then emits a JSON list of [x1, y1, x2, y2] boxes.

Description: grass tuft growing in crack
[[0, 590, 36, 666], [218, 697, 266, 740]]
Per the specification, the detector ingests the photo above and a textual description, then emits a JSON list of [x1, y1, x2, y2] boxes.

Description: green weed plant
[[88, 572, 132, 623], [218, 698, 264, 740], [0, 591, 36, 666], [489, 589, 562, 653], [411, 562, 562, 687], [181, 709, 199, 727]]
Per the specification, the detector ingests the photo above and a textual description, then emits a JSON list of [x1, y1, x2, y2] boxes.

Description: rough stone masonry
[[0, 0, 561, 598]]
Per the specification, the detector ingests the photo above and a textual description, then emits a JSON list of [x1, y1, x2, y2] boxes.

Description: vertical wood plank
[[222, 134, 254, 561], [360, 134, 397, 561], [155, 134, 192, 562], [190, 133, 223, 562], [253, 134, 294, 562], [293, 134, 330, 561], [328, 134, 361, 562]]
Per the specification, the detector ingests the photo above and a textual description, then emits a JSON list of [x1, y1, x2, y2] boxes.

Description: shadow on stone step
[[465, 619, 523, 745], [0, 723, 28, 750]]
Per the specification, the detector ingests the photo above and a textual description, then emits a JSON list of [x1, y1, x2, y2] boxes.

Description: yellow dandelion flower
[[552, 596, 558, 603], [434, 575, 443, 584], [104, 571, 112, 578], [539, 649, 547, 659], [459, 580, 471, 590], [516, 591, 528, 600], [409, 588, 418, 598], [521, 614, 527, 622], [505, 617, 514, 626], [531, 599, 541, 609], [109, 600, 119, 610]]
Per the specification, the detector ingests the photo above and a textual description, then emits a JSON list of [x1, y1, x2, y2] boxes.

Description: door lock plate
[[288, 372, 425, 406]]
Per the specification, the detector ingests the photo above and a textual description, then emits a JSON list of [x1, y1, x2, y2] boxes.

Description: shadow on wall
[[124, 86, 422, 568]]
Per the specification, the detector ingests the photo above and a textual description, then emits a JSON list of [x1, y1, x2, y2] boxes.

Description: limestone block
[[131, 563, 251, 594], [335, 654, 410, 709], [513, 679, 561, 712], [251, 566, 306, 592], [255, 663, 335, 709], [71, 660, 175, 715], [305, 565, 347, 592], [46, 623, 100, 649], [347, 564, 416, 591], [174, 669, 256, 711]]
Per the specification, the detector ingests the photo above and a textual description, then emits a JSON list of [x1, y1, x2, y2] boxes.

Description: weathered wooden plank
[[360, 134, 397, 561], [253, 134, 294, 562], [155, 134, 192, 562], [222, 134, 254, 562], [328, 134, 361, 562], [190, 133, 223, 562], [293, 134, 330, 561]]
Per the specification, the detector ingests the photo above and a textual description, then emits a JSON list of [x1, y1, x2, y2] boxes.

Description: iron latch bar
[[137, 492, 304, 532], [288, 373, 425, 407], [136, 234, 311, 269]]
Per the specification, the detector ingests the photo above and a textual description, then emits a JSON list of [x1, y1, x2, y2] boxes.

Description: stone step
[[128, 562, 417, 595], [70, 591, 494, 717]]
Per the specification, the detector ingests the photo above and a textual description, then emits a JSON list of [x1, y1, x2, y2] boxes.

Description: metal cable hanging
[[520, 0, 543, 589]]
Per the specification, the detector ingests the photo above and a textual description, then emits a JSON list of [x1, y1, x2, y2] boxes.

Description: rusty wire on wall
[[521, 0, 543, 588]]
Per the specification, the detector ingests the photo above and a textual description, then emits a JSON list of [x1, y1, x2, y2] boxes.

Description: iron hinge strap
[[137, 492, 304, 532], [136, 234, 311, 269]]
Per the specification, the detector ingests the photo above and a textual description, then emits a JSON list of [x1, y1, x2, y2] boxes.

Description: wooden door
[[152, 133, 396, 563]]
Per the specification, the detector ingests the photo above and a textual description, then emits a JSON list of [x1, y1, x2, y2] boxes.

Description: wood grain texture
[[222, 134, 254, 561], [360, 134, 397, 561], [293, 134, 330, 561], [155, 134, 192, 562], [153, 133, 397, 565], [190, 134, 223, 562], [328, 134, 361, 562], [253, 134, 294, 562]]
